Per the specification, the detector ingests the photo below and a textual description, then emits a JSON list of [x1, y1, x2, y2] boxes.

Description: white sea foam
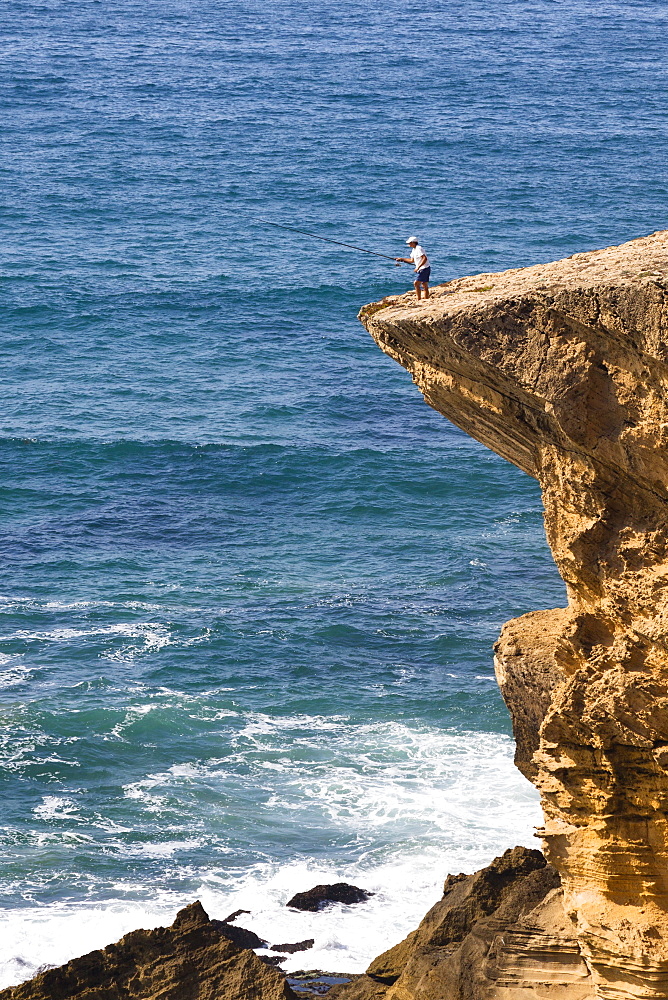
[[0, 597, 164, 613], [1, 623, 168, 644], [117, 838, 204, 859], [0, 724, 542, 987], [200, 854, 459, 972], [0, 836, 540, 987], [33, 796, 80, 821], [0, 657, 32, 690], [108, 704, 156, 740], [0, 621, 213, 668], [229, 716, 537, 842]]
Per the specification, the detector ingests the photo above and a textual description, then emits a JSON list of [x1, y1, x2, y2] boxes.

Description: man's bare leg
[[422, 282, 430, 300], [414, 280, 421, 301]]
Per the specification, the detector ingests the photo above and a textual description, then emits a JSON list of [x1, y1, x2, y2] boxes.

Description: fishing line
[[256, 219, 402, 262]]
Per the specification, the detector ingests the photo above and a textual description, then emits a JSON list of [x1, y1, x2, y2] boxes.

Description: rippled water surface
[[2, 0, 667, 984]]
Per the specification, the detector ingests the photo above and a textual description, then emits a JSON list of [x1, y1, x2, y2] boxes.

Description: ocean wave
[[33, 796, 80, 821], [112, 718, 539, 850]]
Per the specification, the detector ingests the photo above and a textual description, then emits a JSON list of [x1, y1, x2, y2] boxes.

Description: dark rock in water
[[332, 846, 591, 999], [223, 908, 251, 923], [287, 883, 373, 911], [271, 939, 315, 954], [260, 955, 288, 967], [211, 917, 267, 950], [0, 900, 297, 1000]]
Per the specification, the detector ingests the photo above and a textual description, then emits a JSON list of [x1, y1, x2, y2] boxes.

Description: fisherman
[[395, 237, 430, 301]]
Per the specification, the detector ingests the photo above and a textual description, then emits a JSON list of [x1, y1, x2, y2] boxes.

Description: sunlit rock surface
[[357, 231, 668, 998], [331, 847, 590, 1000], [0, 902, 296, 1000]]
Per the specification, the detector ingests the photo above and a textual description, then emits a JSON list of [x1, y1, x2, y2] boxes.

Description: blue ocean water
[[2, 0, 668, 983]]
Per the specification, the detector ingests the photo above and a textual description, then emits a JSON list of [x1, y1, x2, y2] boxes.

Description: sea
[[1, 0, 667, 986]]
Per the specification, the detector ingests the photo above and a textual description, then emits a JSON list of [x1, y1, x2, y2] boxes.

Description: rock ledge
[[359, 230, 668, 998]]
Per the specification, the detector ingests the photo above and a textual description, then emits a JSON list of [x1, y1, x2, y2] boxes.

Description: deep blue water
[[2, 0, 667, 983]]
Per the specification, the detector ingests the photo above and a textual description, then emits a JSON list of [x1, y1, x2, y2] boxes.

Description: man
[[395, 237, 430, 301]]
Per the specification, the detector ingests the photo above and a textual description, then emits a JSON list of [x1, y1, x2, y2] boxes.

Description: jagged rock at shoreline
[[330, 847, 589, 1000], [287, 884, 373, 911], [358, 231, 668, 997], [0, 901, 297, 1000]]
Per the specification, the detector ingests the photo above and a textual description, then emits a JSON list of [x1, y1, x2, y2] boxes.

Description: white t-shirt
[[410, 245, 429, 270]]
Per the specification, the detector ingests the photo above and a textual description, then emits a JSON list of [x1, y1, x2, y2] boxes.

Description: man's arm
[[414, 253, 427, 270]]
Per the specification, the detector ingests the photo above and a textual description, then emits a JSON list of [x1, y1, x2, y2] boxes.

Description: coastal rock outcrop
[[0, 901, 297, 1000], [358, 231, 668, 998], [331, 847, 589, 1000]]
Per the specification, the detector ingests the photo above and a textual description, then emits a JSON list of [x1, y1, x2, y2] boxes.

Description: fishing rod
[[256, 219, 402, 262]]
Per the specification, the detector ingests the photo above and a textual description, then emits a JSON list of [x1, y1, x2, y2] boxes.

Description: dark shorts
[[414, 266, 431, 283]]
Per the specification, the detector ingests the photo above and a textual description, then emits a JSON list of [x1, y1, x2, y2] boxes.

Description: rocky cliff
[[357, 231, 668, 999]]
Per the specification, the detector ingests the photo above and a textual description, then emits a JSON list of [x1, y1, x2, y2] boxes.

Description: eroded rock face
[[332, 847, 589, 1000], [0, 901, 297, 1000], [359, 232, 668, 998]]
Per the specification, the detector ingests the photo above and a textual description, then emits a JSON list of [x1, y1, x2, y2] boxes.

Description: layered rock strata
[[358, 231, 668, 998], [331, 847, 590, 1000], [0, 902, 297, 1000]]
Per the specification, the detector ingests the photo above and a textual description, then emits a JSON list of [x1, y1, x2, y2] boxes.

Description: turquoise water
[[2, 0, 667, 983]]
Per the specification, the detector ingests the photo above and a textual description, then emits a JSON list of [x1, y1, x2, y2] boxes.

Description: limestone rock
[[366, 847, 549, 983], [0, 901, 297, 1000], [211, 918, 267, 950], [327, 977, 390, 999], [359, 231, 668, 997], [335, 848, 589, 1000], [494, 608, 571, 782]]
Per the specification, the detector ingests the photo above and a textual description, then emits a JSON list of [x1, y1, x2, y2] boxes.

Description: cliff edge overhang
[[359, 231, 668, 998]]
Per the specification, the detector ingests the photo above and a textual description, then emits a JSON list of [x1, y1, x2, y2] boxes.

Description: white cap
[[405, 236, 419, 245]]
